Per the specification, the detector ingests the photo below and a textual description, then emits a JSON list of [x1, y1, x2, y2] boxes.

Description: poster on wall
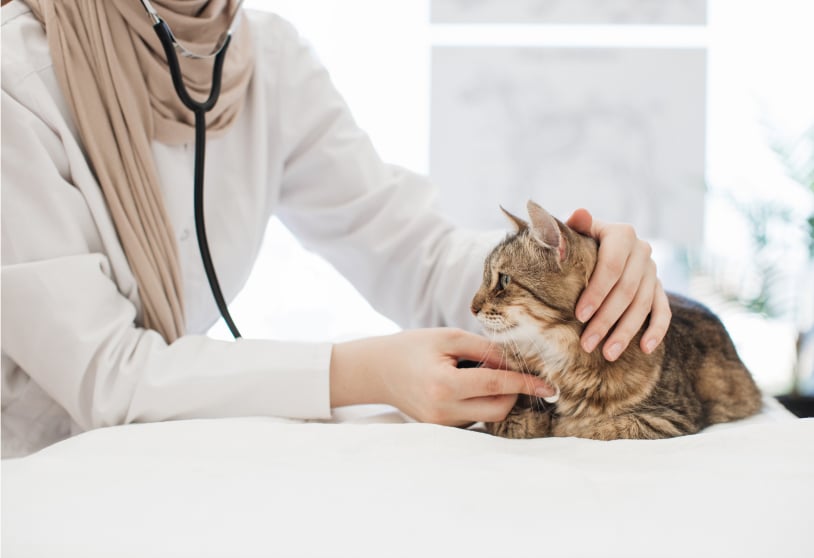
[[430, 47, 706, 246], [431, 0, 707, 24]]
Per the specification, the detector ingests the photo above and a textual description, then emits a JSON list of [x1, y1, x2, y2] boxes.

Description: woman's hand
[[330, 328, 555, 426], [566, 208, 671, 361]]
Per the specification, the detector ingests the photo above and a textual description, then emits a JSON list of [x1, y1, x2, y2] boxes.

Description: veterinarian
[[0, 0, 671, 457]]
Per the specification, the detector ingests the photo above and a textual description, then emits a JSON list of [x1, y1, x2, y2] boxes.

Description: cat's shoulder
[[666, 292, 725, 327], [667, 292, 711, 312]]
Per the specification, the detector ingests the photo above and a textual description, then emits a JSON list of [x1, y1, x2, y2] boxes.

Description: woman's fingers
[[456, 366, 555, 400], [595, 260, 657, 360], [334, 328, 558, 427], [565, 208, 671, 360], [567, 208, 637, 324], [565, 207, 594, 237], [576, 224, 639, 325], [641, 282, 671, 354], [579, 240, 652, 356], [460, 394, 518, 424], [437, 394, 519, 427], [443, 329, 511, 370]]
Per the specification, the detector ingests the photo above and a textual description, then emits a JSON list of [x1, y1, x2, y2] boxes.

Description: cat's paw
[[485, 407, 551, 439]]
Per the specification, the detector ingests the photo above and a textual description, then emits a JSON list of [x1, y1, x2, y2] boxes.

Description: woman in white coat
[[0, 0, 671, 457]]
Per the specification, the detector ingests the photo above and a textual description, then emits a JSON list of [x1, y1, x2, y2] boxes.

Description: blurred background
[[215, 0, 814, 409]]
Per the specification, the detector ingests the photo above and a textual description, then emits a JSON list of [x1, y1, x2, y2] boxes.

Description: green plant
[[711, 189, 795, 318], [712, 121, 814, 396], [767, 122, 814, 395], [769, 122, 814, 258]]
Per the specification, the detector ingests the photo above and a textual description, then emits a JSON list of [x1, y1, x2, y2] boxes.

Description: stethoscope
[[139, 0, 244, 339]]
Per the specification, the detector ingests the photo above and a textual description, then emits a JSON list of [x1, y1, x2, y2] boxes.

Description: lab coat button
[[180, 228, 191, 241]]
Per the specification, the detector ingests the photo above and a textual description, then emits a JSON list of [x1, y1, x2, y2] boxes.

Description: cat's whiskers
[[513, 334, 554, 413], [476, 328, 512, 401], [501, 310, 578, 407], [500, 328, 548, 414], [477, 320, 514, 342], [475, 336, 500, 369], [480, 310, 558, 413], [489, 330, 513, 397], [517, 330, 569, 412], [477, 315, 526, 386], [500, 308, 573, 375]]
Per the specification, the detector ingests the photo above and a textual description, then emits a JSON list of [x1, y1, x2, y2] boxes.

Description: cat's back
[[667, 292, 724, 326], [661, 293, 763, 425], [664, 293, 746, 372]]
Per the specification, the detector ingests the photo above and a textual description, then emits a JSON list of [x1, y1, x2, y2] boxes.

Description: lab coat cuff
[[232, 338, 333, 420]]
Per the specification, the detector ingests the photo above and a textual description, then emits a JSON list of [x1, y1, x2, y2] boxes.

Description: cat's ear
[[527, 200, 566, 261], [500, 205, 528, 232]]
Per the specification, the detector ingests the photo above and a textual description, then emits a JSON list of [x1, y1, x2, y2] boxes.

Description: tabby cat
[[471, 201, 763, 440]]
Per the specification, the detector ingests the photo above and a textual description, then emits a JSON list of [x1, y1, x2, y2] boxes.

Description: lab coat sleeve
[[1, 89, 333, 431], [271, 21, 501, 331]]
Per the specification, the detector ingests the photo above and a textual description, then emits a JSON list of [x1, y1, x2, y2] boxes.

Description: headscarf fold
[[26, 0, 254, 342]]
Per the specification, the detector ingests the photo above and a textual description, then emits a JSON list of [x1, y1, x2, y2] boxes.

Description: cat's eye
[[498, 273, 511, 290]]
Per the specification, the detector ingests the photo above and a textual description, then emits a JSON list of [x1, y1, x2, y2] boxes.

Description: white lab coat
[[1, 3, 496, 457]]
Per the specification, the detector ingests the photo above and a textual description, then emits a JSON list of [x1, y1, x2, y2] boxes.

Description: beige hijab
[[25, 0, 254, 342]]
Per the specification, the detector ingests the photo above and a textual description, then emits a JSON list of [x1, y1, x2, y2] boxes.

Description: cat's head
[[471, 201, 597, 344]]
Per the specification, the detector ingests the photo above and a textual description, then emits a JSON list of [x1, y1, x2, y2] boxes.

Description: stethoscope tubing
[[152, 21, 243, 339]]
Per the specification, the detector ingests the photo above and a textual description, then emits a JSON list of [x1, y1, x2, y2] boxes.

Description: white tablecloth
[[3, 398, 812, 558]]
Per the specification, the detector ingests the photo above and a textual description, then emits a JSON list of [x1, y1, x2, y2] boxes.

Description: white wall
[[244, 0, 430, 172]]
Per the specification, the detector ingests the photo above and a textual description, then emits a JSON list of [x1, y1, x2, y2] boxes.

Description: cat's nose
[[470, 295, 483, 316]]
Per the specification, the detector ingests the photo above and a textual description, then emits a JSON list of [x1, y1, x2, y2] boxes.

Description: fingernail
[[583, 334, 600, 353], [645, 338, 657, 354], [577, 305, 594, 323], [606, 342, 622, 361], [535, 386, 554, 398]]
